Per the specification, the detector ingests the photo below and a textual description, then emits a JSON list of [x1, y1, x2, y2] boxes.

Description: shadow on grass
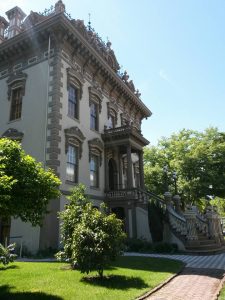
[[112, 256, 183, 273], [81, 274, 149, 290], [0, 265, 19, 271], [0, 285, 63, 300]]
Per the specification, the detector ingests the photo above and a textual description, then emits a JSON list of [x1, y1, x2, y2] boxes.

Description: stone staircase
[[140, 189, 225, 253]]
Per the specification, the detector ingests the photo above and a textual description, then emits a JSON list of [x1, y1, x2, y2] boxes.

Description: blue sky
[[1, 0, 225, 145]]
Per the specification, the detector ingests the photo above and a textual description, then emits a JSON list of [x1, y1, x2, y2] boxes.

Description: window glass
[[90, 155, 99, 187], [90, 102, 98, 130], [66, 145, 78, 182], [10, 87, 23, 121], [68, 86, 78, 119]]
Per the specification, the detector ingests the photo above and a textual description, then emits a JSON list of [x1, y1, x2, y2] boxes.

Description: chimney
[[5, 6, 26, 39], [0, 16, 9, 44]]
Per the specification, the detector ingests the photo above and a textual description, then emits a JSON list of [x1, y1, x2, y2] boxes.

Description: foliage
[[125, 238, 178, 254], [0, 257, 183, 300], [56, 184, 126, 278], [0, 138, 61, 225], [144, 127, 225, 207], [56, 184, 90, 262], [0, 243, 17, 265]]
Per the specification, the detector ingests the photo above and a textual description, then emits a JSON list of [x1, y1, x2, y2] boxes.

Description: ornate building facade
[[0, 1, 152, 252]]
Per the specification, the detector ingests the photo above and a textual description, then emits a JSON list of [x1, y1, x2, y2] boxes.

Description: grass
[[219, 285, 225, 300], [0, 256, 183, 300]]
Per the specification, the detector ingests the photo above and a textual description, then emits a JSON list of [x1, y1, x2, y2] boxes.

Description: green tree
[[0, 138, 61, 242], [56, 184, 126, 278], [144, 128, 225, 207]]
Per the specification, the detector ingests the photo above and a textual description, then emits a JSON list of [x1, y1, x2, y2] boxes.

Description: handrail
[[167, 206, 186, 223]]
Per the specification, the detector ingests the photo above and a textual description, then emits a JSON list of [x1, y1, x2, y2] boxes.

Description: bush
[[56, 184, 126, 278], [0, 243, 17, 265], [125, 238, 178, 254], [125, 238, 153, 252]]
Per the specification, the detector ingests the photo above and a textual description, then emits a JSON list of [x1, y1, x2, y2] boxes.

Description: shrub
[[56, 184, 126, 278], [125, 238, 178, 254], [0, 243, 17, 265]]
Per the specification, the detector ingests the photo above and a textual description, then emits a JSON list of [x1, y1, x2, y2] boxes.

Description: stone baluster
[[183, 208, 198, 242], [173, 195, 182, 214], [205, 206, 224, 245], [164, 192, 172, 207]]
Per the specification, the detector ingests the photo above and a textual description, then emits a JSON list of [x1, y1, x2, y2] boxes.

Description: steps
[[185, 230, 225, 254]]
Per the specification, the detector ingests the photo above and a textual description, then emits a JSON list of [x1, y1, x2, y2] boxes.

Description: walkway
[[125, 253, 225, 300], [125, 252, 225, 270]]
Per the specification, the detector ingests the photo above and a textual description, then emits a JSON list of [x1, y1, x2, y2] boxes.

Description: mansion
[[0, 1, 153, 253]]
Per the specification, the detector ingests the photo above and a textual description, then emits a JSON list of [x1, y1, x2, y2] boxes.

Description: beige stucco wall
[[10, 218, 40, 254], [136, 207, 152, 242], [0, 60, 49, 253]]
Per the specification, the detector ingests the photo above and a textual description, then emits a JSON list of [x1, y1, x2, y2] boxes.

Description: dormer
[[5, 6, 26, 39], [0, 16, 9, 44]]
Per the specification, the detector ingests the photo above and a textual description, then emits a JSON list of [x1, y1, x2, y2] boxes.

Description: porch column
[[104, 149, 109, 190], [118, 151, 122, 189], [139, 150, 145, 189], [126, 144, 133, 189], [132, 204, 137, 238]]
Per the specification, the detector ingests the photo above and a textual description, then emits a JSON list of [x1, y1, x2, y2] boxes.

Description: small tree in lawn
[[0, 138, 61, 244], [56, 184, 126, 278]]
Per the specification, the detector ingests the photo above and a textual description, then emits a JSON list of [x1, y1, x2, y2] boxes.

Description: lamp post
[[172, 171, 178, 195]]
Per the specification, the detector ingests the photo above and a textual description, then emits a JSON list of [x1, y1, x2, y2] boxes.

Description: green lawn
[[0, 256, 183, 300], [219, 285, 225, 300]]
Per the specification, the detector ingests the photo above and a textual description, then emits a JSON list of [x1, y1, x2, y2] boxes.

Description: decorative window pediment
[[64, 126, 85, 158], [67, 67, 84, 98], [2, 128, 24, 141], [107, 101, 118, 125], [7, 71, 27, 101], [88, 138, 104, 166], [120, 112, 130, 126], [88, 86, 103, 113]]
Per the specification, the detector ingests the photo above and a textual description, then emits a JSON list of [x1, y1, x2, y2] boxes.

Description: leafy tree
[[0, 138, 61, 242], [56, 184, 126, 278], [144, 128, 225, 207]]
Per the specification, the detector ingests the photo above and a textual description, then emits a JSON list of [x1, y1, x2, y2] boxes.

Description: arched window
[[88, 138, 103, 188], [64, 126, 85, 183], [67, 67, 84, 120], [7, 72, 27, 121], [89, 86, 103, 132]]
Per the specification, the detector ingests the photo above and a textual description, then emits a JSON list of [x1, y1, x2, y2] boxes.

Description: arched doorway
[[111, 207, 126, 232], [108, 158, 117, 190]]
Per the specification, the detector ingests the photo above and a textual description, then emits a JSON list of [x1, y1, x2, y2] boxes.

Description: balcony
[[105, 187, 149, 204], [101, 125, 149, 148]]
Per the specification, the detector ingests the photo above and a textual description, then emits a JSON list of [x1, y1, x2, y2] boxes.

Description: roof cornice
[[0, 12, 152, 118]]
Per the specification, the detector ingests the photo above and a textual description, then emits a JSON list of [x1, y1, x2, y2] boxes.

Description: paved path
[[125, 252, 225, 270], [146, 267, 224, 300], [125, 253, 225, 300]]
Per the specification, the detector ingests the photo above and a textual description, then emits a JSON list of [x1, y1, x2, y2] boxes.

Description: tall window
[[68, 85, 78, 119], [66, 145, 78, 182], [90, 155, 99, 188], [108, 115, 115, 129], [10, 87, 23, 121], [90, 102, 98, 131]]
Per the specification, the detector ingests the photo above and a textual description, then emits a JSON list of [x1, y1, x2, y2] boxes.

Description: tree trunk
[[0, 217, 11, 246], [98, 268, 104, 279]]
